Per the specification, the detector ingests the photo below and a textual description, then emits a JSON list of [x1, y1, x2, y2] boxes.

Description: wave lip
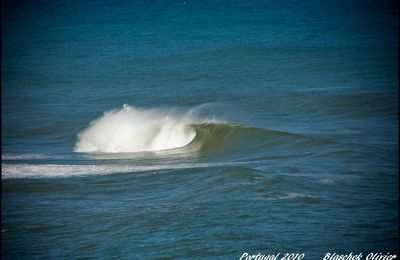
[[74, 104, 196, 153]]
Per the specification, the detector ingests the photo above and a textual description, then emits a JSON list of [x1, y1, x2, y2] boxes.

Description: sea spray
[[74, 104, 197, 153]]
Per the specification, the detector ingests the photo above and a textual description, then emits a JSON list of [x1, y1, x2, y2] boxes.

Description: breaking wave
[[75, 104, 201, 153], [0, 104, 332, 178], [74, 104, 328, 156]]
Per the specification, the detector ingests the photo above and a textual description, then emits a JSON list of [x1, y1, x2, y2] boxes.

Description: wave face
[[75, 105, 197, 153]]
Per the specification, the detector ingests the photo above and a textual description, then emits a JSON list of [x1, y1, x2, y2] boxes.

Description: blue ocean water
[[2, 0, 398, 259]]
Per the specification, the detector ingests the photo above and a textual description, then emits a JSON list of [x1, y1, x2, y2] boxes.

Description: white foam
[[2, 153, 51, 160], [1, 162, 242, 179], [1, 163, 158, 179], [257, 193, 318, 201], [74, 104, 197, 153]]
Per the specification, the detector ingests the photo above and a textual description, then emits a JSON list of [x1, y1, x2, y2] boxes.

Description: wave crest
[[74, 105, 197, 153]]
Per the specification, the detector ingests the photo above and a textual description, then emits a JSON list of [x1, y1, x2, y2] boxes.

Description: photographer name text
[[239, 252, 397, 260]]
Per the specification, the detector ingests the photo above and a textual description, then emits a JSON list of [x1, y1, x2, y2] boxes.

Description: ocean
[[2, 0, 398, 259]]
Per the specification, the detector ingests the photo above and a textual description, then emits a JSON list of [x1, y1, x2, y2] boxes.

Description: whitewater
[[75, 104, 201, 153]]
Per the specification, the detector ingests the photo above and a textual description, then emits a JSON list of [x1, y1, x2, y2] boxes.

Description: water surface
[[2, 0, 398, 259]]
